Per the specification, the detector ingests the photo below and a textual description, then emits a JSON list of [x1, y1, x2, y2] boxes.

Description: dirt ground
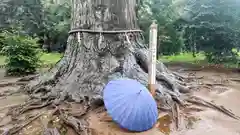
[[0, 66, 239, 135]]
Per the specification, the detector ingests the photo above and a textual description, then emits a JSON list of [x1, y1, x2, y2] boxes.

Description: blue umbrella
[[103, 78, 158, 132]]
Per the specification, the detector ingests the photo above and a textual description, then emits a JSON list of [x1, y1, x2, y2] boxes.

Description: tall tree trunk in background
[[192, 42, 196, 58], [25, 0, 189, 110]]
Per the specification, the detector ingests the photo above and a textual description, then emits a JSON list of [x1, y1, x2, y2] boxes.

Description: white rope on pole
[[77, 32, 81, 43], [98, 32, 103, 50]]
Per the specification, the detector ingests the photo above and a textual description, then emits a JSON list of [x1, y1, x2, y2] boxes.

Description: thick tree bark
[[25, 0, 189, 109]]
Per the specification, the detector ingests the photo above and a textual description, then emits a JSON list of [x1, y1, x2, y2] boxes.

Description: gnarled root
[[186, 96, 240, 120], [54, 105, 89, 135], [42, 128, 60, 135], [0, 113, 43, 135], [7, 99, 52, 117], [134, 48, 191, 107]]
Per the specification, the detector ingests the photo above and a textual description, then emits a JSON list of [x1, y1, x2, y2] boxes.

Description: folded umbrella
[[103, 78, 158, 132]]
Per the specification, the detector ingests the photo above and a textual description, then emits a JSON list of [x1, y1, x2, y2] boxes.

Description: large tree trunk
[[25, 0, 189, 110], [10, 1, 239, 134]]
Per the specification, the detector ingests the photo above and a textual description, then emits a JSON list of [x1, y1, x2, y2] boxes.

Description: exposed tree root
[[205, 83, 226, 87], [42, 128, 60, 135], [56, 106, 88, 135], [178, 68, 203, 72], [0, 82, 27, 87], [60, 105, 89, 118], [0, 113, 43, 135], [17, 75, 39, 82], [8, 100, 52, 117], [173, 103, 180, 129], [173, 72, 203, 80], [0, 104, 20, 112], [0, 90, 21, 100], [41, 109, 61, 135], [186, 96, 240, 120], [2, 101, 90, 135], [230, 78, 240, 82]]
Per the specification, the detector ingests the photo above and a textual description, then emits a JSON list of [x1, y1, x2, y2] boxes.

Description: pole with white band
[[148, 21, 158, 96]]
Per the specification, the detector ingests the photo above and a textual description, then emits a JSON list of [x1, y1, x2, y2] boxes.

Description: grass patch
[[160, 52, 240, 68], [159, 52, 205, 63], [0, 52, 63, 66], [0, 56, 6, 65], [232, 48, 240, 57], [39, 52, 63, 66], [0, 51, 238, 68]]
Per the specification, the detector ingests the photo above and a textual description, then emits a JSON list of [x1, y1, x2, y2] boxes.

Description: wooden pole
[[148, 21, 158, 96]]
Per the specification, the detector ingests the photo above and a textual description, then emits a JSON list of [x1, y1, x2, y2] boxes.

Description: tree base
[[24, 33, 191, 110], [6, 33, 236, 135]]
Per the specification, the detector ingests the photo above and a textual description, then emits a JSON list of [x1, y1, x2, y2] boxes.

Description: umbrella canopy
[[103, 78, 158, 132]]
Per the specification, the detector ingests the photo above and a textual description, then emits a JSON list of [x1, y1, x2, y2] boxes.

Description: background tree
[[41, 0, 71, 52], [138, 0, 184, 56], [174, 0, 240, 63], [0, 0, 44, 35], [0, 0, 71, 52]]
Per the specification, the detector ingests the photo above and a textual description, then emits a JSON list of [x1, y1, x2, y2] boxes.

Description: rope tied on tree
[[69, 28, 143, 51], [68, 29, 142, 34], [69, 29, 143, 46], [69, 29, 144, 75]]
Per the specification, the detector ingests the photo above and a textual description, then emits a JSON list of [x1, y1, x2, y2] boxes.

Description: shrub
[[1, 31, 40, 76]]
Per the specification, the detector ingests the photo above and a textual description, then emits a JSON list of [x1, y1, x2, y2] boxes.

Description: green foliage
[[1, 31, 40, 76], [39, 52, 62, 66], [0, 52, 63, 67], [160, 52, 205, 63], [0, 0, 71, 52], [0, 0, 44, 35], [41, 1, 71, 51], [138, 0, 184, 55], [160, 52, 239, 68], [1, 0, 240, 67], [174, 0, 240, 64], [159, 24, 184, 55]]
